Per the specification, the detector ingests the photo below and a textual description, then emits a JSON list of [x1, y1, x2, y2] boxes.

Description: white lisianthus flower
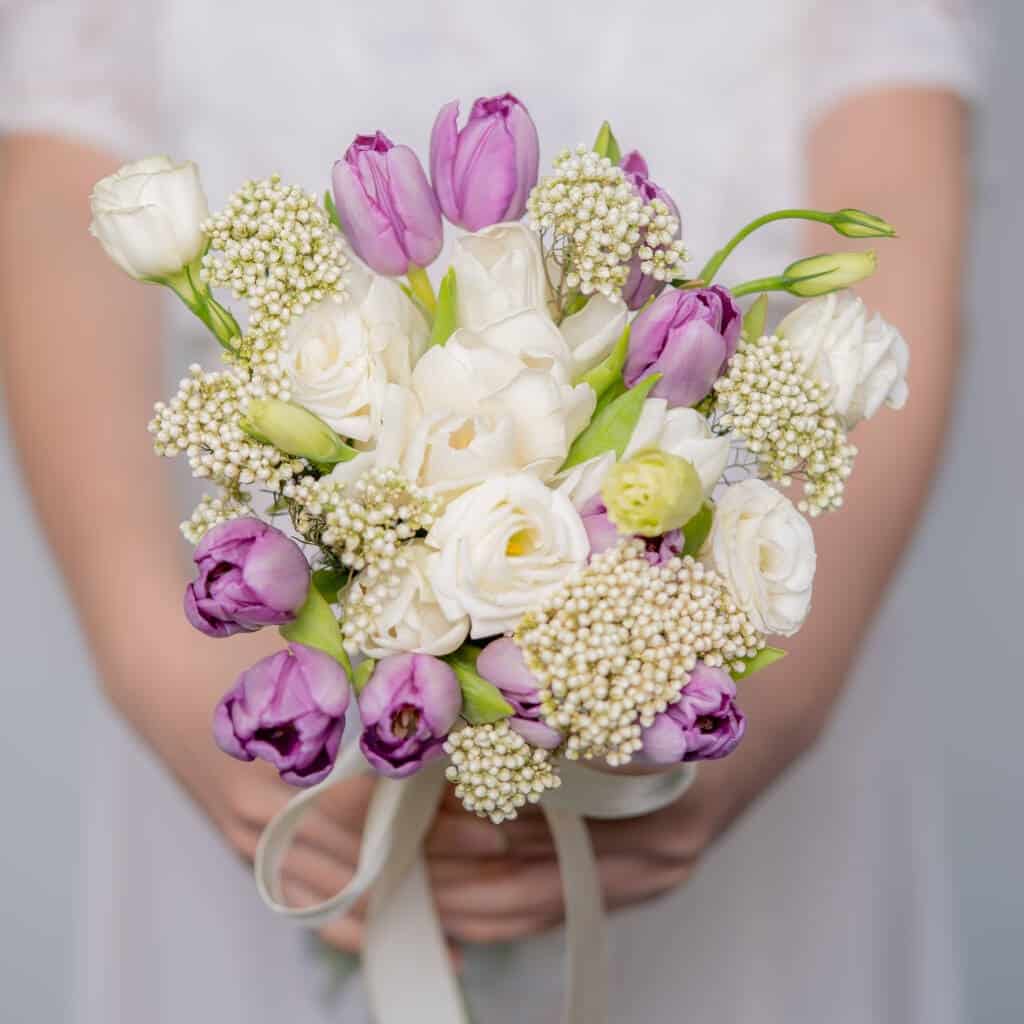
[[778, 291, 909, 428], [453, 222, 549, 331], [328, 383, 421, 486], [558, 293, 629, 375], [556, 399, 729, 508], [427, 473, 590, 637], [352, 542, 469, 658], [89, 155, 210, 279], [412, 311, 595, 483], [280, 276, 428, 441], [708, 478, 816, 636]]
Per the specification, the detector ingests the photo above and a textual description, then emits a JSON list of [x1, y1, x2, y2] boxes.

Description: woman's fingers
[[279, 841, 357, 904], [441, 911, 564, 945]]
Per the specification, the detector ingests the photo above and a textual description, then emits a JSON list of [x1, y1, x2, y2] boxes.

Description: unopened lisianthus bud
[[783, 250, 877, 297], [601, 448, 703, 537], [241, 399, 355, 465], [830, 209, 896, 239]]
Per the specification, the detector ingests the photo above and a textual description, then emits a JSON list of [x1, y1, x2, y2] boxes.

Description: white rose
[[280, 276, 427, 441], [412, 311, 594, 482], [89, 155, 210, 279], [454, 222, 549, 331], [352, 542, 469, 658], [708, 479, 816, 636], [556, 399, 729, 507], [454, 223, 629, 375], [427, 473, 589, 637], [778, 291, 909, 428]]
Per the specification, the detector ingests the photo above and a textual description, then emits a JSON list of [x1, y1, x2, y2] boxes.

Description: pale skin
[[0, 87, 968, 956]]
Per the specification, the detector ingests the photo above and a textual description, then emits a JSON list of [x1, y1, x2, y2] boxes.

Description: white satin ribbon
[[254, 748, 695, 1024]]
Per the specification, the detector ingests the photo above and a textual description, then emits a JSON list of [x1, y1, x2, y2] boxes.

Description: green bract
[[731, 646, 787, 681], [592, 120, 622, 164], [444, 647, 514, 725], [575, 324, 630, 395], [681, 501, 714, 557], [280, 584, 353, 680], [429, 267, 458, 347], [561, 374, 661, 470]]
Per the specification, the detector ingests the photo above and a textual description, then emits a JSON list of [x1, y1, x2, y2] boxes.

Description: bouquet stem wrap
[[255, 745, 695, 1023]]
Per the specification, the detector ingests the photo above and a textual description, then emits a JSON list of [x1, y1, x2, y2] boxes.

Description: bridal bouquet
[[90, 94, 908, 825]]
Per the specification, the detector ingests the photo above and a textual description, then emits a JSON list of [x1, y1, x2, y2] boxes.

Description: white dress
[[0, 2, 984, 1021]]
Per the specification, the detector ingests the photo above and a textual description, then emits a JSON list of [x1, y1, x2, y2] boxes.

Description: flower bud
[[184, 518, 310, 638], [358, 653, 462, 778], [332, 132, 443, 276], [214, 643, 351, 787], [830, 209, 896, 239], [89, 156, 209, 280], [430, 93, 540, 231], [241, 399, 355, 465], [476, 638, 562, 749], [638, 663, 745, 764], [624, 285, 741, 407], [601, 448, 703, 537], [783, 250, 877, 297]]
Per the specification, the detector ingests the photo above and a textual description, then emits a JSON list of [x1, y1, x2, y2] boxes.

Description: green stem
[[406, 265, 437, 316], [162, 262, 241, 351], [699, 209, 836, 284], [731, 275, 792, 298]]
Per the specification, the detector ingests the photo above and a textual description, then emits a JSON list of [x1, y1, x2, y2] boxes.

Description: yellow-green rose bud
[[830, 209, 896, 239], [241, 399, 356, 465], [601, 448, 704, 537], [783, 250, 877, 297]]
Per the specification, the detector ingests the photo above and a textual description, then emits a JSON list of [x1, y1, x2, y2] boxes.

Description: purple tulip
[[579, 494, 683, 567], [476, 638, 562, 750], [184, 518, 310, 639], [214, 643, 351, 787], [639, 663, 745, 764], [430, 93, 540, 231], [332, 131, 443, 276], [624, 285, 742, 407], [620, 150, 682, 310], [358, 653, 462, 778]]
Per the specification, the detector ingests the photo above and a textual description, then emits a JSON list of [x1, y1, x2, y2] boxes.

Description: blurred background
[[1, 1, 1021, 1021]]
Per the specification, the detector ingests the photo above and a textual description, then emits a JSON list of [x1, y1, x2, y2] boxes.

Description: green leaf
[[575, 324, 630, 396], [742, 293, 769, 341], [429, 268, 458, 347], [324, 190, 341, 230], [352, 658, 376, 694], [280, 584, 353, 680], [561, 373, 661, 470], [593, 377, 628, 415], [592, 121, 622, 164], [312, 566, 349, 604], [731, 646, 787, 681], [444, 646, 514, 725], [681, 501, 713, 557]]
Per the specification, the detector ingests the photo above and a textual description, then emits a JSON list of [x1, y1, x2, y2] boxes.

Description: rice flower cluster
[[527, 146, 687, 300], [713, 334, 858, 515], [149, 364, 305, 488], [180, 491, 253, 544], [444, 720, 561, 823], [516, 539, 765, 766]]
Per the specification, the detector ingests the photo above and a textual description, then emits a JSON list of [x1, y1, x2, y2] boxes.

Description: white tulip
[[352, 542, 469, 658], [778, 291, 909, 428], [453, 222, 549, 331], [280, 276, 427, 441], [558, 293, 629, 375], [328, 383, 421, 486], [556, 399, 729, 507], [412, 311, 594, 484], [89, 155, 210, 279], [708, 479, 816, 636], [426, 473, 590, 638]]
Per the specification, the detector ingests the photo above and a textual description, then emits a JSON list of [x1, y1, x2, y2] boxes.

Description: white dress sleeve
[[803, 0, 989, 120], [0, 0, 159, 157]]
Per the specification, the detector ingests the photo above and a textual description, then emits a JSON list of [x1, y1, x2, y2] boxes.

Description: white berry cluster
[[282, 467, 441, 654], [444, 721, 561, 824], [516, 539, 764, 766], [636, 198, 688, 284], [527, 146, 684, 300], [180, 491, 253, 544], [149, 363, 305, 488], [199, 175, 350, 373], [713, 334, 858, 515]]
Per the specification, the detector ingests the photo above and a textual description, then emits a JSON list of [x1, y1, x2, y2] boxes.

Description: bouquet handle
[[255, 745, 695, 1024]]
